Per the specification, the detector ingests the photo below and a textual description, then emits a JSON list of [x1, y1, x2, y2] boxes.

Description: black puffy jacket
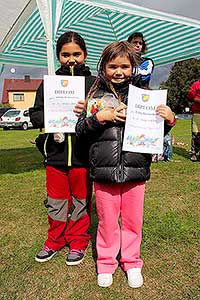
[[76, 80, 172, 183], [29, 64, 96, 167]]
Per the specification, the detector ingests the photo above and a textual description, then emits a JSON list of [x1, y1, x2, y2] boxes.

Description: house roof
[[2, 78, 42, 103]]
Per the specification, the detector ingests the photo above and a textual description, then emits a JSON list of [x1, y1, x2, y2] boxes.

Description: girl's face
[[105, 55, 132, 83], [130, 37, 143, 54], [59, 41, 86, 66]]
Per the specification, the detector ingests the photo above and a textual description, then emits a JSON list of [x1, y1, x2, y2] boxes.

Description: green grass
[[0, 123, 199, 300]]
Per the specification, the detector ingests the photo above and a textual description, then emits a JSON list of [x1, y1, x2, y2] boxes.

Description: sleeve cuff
[[167, 116, 176, 127]]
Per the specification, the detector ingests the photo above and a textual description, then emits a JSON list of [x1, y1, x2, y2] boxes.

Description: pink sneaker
[[35, 245, 57, 263]]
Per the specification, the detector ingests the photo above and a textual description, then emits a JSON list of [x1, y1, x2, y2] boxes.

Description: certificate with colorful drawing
[[122, 85, 167, 154], [44, 75, 85, 133]]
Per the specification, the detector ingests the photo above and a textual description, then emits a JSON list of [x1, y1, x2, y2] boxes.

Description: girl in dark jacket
[[30, 31, 95, 265], [76, 41, 176, 288]]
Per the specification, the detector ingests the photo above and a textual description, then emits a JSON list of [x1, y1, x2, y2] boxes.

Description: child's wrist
[[95, 111, 106, 124], [167, 114, 176, 126]]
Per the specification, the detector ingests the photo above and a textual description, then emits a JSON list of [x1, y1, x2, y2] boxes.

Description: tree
[[0, 103, 13, 108], [160, 58, 200, 114]]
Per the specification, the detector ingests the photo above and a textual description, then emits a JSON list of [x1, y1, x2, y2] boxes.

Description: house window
[[13, 93, 24, 101]]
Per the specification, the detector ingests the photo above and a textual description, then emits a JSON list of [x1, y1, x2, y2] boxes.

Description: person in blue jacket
[[127, 32, 154, 88]]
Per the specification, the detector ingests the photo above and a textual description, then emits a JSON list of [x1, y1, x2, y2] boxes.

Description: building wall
[[8, 91, 36, 109]]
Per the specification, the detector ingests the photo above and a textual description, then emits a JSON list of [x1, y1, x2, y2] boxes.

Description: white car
[[0, 109, 33, 130]]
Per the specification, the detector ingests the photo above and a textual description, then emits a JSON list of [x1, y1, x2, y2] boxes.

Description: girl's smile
[[59, 42, 86, 66], [105, 56, 132, 83]]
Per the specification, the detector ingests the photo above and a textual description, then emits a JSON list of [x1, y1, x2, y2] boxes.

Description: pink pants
[[94, 181, 145, 274]]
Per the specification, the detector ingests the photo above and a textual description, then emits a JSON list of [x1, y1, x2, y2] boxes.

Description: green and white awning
[[1, 0, 200, 73]]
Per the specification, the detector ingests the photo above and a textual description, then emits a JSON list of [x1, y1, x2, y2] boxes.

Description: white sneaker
[[127, 268, 143, 288], [97, 273, 113, 287]]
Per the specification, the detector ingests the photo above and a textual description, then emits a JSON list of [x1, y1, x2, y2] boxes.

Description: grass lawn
[[0, 122, 199, 300]]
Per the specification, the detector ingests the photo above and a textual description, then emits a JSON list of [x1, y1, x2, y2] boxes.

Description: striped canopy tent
[[1, 0, 200, 74]]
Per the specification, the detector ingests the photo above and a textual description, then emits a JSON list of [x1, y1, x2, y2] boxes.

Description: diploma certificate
[[44, 75, 85, 133], [122, 85, 167, 154]]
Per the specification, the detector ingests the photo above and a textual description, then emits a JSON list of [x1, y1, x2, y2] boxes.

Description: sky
[[123, 0, 200, 20], [1, 0, 200, 100]]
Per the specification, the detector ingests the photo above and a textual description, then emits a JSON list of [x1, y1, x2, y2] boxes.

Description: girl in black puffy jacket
[[76, 41, 176, 288], [30, 31, 95, 265]]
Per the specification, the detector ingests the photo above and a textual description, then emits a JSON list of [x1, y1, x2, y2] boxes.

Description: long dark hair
[[98, 41, 139, 75], [56, 31, 87, 59], [86, 41, 140, 103]]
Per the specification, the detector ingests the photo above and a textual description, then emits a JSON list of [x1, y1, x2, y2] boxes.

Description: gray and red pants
[[44, 165, 91, 251]]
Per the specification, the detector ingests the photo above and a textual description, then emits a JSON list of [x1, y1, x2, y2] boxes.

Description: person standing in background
[[127, 32, 154, 88], [187, 79, 200, 161]]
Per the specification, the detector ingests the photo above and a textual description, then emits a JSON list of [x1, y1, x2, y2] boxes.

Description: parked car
[[0, 109, 33, 130], [176, 113, 192, 120], [0, 107, 15, 118]]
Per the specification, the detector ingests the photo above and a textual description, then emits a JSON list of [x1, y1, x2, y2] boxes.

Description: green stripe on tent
[[1, 0, 200, 71]]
